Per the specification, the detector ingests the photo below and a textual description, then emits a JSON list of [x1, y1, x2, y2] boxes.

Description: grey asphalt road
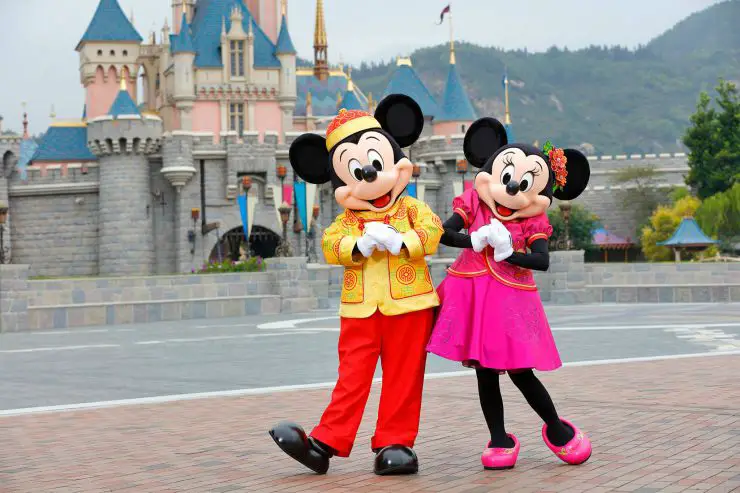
[[0, 302, 738, 411]]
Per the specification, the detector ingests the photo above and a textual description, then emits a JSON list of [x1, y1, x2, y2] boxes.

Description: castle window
[[123, 50, 128, 56], [97, 50, 103, 56], [230, 40, 245, 77], [230, 103, 245, 134], [110, 50, 115, 56], [461, 124, 466, 133]]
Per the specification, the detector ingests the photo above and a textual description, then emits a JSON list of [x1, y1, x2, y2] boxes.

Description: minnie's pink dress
[[426, 188, 561, 372]]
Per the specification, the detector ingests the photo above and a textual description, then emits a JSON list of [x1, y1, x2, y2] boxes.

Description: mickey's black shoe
[[373, 445, 419, 475], [268, 421, 333, 474]]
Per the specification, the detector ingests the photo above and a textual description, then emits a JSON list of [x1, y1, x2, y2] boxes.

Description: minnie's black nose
[[506, 180, 520, 196], [362, 165, 378, 182]]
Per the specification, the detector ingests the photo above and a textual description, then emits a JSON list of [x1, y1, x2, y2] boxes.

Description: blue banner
[[294, 180, 308, 231], [407, 183, 417, 198], [237, 194, 249, 239]]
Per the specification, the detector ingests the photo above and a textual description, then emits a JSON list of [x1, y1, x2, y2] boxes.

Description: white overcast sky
[[0, 0, 722, 135]]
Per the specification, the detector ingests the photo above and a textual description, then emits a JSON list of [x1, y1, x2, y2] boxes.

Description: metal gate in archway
[[209, 225, 282, 262]]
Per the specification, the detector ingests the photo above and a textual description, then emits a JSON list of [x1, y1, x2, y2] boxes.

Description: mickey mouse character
[[269, 95, 443, 476], [426, 117, 593, 469]]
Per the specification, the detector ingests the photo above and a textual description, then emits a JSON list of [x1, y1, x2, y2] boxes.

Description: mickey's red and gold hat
[[325, 108, 381, 151]]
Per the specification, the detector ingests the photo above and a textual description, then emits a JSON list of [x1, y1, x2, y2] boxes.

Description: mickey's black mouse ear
[[288, 134, 332, 184], [553, 149, 590, 200], [374, 94, 424, 148], [463, 118, 508, 168]]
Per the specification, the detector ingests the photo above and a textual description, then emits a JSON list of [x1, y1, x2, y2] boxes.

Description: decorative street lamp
[[558, 200, 572, 250], [275, 202, 294, 257], [305, 203, 321, 262], [276, 164, 287, 203], [0, 201, 9, 264], [189, 207, 200, 255], [456, 159, 467, 188], [412, 164, 421, 194], [242, 176, 252, 257]]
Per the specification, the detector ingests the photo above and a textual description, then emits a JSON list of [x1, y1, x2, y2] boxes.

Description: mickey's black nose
[[506, 180, 520, 196], [361, 165, 378, 182]]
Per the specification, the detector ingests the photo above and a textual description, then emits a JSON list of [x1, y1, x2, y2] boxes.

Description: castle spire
[[50, 104, 56, 120], [503, 67, 511, 125], [347, 66, 354, 91], [22, 102, 29, 140], [281, 0, 287, 17], [313, 0, 329, 81]]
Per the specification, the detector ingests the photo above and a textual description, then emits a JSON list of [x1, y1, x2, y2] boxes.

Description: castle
[[0, 0, 687, 278]]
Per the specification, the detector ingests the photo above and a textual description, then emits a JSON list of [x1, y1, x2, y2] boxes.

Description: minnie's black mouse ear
[[463, 117, 508, 168], [374, 94, 424, 148], [553, 149, 590, 200], [288, 134, 332, 184]]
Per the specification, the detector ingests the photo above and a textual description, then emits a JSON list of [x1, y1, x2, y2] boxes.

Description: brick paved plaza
[[1, 355, 738, 492]]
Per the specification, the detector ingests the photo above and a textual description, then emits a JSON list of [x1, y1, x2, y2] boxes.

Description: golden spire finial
[[397, 56, 412, 67], [449, 4, 455, 64], [120, 76, 127, 91], [368, 92, 374, 112], [347, 66, 354, 91], [281, 0, 287, 17], [181, 0, 187, 15], [314, 0, 327, 47], [50, 104, 56, 120]]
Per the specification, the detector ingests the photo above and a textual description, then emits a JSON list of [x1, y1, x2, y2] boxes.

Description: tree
[[611, 165, 671, 238], [547, 204, 600, 252], [683, 79, 740, 199], [695, 182, 740, 252], [640, 195, 718, 261]]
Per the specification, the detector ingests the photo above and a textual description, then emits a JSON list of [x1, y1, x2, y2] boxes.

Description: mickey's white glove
[[470, 224, 493, 253], [364, 222, 404, 255], [488, 219, 514, 262], [356, 233, 379, 258]]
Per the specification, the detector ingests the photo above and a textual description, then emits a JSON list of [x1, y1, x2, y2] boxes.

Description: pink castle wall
[[193, 101, 221, 136], [433, 121, 470, 136], [86, 66, 123, 120], [254, 101, 282, 139]]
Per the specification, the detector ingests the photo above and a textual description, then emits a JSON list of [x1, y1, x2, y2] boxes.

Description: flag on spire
[[437, 4, 450, 24]]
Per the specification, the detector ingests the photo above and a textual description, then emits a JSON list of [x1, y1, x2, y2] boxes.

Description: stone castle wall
[[1, 127, 691, 278]]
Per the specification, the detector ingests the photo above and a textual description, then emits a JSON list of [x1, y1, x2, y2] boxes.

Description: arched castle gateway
[[0, 0, 688, 277]]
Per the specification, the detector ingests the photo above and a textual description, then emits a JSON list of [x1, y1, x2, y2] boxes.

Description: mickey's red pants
[[310, 308, 434, 457]]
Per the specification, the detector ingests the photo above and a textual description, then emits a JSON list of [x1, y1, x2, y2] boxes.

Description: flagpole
[[449, 2, 455, 64]]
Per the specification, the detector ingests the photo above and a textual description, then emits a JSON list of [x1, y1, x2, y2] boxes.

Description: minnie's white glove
[[356, 233, 379, 257], [364, 222, 404, 255], [487, 219, 514, 262], [470, 224, 493, 253]]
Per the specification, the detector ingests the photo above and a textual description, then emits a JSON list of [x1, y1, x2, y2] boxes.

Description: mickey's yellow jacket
[[322, 196, 443, 318]]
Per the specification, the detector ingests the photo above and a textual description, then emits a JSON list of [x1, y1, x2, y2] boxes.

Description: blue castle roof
[[17, 139, 39, 180], [382, 61, 438, 118], [438, 63, 477, 122], [77, 0, 142, 49], [190, 0, 280, 68], [30, 124, 96, 163], [172, 13, 196, 53], [338, 88, 366, 111], [295, 71, 368, 117], [275, 15, 296, 54], [108, 87, 141, 118], [657, 217, 718, 247]]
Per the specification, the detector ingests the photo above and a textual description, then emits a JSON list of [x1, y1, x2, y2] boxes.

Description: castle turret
[[87, 79, 163, 276], [76, 0, 143, 121], [337, 68, 366, 111], [171, 13, 197, 130], [383, 56, 439, 135], [276, 0, 297, 134]]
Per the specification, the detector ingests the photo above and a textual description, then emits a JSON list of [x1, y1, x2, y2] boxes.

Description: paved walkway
[[1, 355, 738, 492]]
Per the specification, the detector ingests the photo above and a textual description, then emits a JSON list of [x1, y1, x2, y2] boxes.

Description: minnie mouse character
[[426, 117, 593, 470], [269, 95, 443, 476]]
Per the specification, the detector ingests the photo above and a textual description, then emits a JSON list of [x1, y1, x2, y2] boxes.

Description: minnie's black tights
[[476, 368, 575, 448]]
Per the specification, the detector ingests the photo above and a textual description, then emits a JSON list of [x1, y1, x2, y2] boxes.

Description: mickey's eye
[[348, 159, 363, 181], [367, 150, 384, 171], [520, 172, 535, 192], [501, 164, 515, 185]]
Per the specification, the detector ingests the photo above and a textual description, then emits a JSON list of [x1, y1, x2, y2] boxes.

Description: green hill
[[351, 0, 740, 155]]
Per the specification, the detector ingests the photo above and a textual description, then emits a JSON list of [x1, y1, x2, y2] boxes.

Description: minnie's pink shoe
[[481, 434, 520, 470], [542, 418, 591, 465]]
